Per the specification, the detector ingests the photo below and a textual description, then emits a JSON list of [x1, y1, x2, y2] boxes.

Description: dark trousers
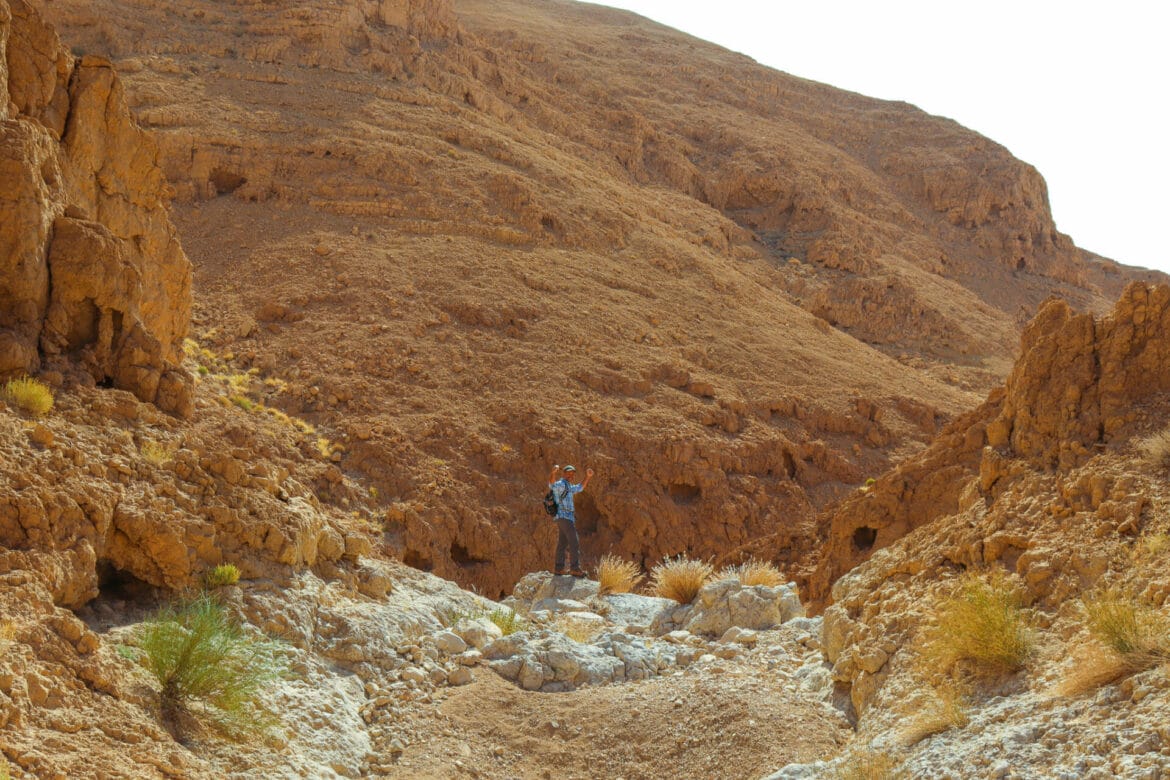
[[555, 517, 580, 570]]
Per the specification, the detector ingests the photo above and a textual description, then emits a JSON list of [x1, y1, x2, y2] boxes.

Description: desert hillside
[[3, 0, 1170, 778], [32, 0, 1161, 596]]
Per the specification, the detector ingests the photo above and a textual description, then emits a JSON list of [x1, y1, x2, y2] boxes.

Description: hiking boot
[[554, 569, 568, 576], [570, 569, 586, 577]]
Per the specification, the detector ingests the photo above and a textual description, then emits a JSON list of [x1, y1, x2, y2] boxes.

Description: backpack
[[543, 479, 567, 517], [542, 488, 559, 517]]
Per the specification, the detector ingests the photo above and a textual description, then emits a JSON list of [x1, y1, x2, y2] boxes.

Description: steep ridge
[[0, 0, 191, 414], [34, 0, 1161, 598], [780, 282, 1170, 776]]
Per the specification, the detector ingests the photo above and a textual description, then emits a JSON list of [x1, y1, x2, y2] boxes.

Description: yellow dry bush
[[1054, 642, 1135, 697], [556, 616, 602, 643], [650, 555, 714, 604], [205, 564, 241, 588], [1082, 588, 1170, 670], [720, 558, 784, 587], [487, 607, 524, 636], [1137, 427, 1170, 471], [596, 555, 642, 595], [1139, 533, 1170, 557], [3, 376, 53, 416], [140, 439, 177, 466], [921, 570, 1033, 675], [897, 678, 969, 746], [829, 747, 906, 780], [0, 620, 15, 655]]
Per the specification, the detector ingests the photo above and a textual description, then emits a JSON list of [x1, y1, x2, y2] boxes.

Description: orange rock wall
[[0, 0, 192, 413]]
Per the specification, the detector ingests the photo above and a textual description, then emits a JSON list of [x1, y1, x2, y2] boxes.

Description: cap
[[563, 465, 577, 472]]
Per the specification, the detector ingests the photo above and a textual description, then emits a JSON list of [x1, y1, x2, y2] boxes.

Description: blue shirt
[[550, 477, 584, 521]]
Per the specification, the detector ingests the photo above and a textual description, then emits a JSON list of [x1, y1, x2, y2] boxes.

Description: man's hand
[[586, 468, 594, 477]]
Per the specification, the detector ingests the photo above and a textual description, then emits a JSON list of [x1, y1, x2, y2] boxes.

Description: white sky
[[597, 0, 1169, 274]]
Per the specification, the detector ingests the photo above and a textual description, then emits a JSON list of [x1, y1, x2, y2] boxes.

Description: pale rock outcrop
[[0, 0, 192, 414]]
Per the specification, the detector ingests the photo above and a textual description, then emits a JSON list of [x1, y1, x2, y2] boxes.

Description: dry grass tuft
[[828, 747, 906, 780], [1082, 589, 1170, 667], [922, 570, 1033, 675], [488, 607, 525, 636], [556, 616, 603, 643], [140, 439, 177, 466], [897, 678, 969, 746], [596, 555, 642, 595], [0, 620, 15, 655], [1139, 533, 1170, 558], [720, 558, 784, 587], [1054, 642, 1135, 697], [650, 554, 714, 604], [1137, 427, 1170, 471], [3, 376, 54, 416]]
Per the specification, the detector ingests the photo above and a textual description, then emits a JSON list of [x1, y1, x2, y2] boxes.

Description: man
[[547, 463, 594, 576]]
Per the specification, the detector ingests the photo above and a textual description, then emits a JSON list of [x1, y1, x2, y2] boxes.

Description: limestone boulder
[[676, 579, 805, 637]]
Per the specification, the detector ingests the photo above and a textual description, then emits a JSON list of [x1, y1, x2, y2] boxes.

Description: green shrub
[[3, 376, 53, 416], [205, 564, 241, 588], [134, 593, 284, 737], [923, 570, 1033, 675]]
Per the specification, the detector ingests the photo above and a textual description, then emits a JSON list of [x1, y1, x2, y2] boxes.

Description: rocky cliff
[[804, 281, 1170, 604], [1, 0, 192, 414], [792, 283, 1170, 775]]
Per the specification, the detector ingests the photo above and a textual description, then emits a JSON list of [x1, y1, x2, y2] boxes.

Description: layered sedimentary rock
[[0, 0, 191, 414]]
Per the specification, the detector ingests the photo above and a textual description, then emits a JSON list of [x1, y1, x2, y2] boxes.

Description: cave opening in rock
[[403, 548, 433, 572], [574, 493, 600, 536], [209, 168, 247, 195], [76, 561, 157, 631], [852, 526, 877, 552], [449, 542, 489, 567], [96, 560, 152, 602], [668, 482, 701, 504]]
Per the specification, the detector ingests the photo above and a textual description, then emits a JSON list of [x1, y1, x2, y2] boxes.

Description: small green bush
[[205, 564, 241, 588], [134, 593, 284, 737], [3, 376, 53, 416], [923, 570, 1033, 675]]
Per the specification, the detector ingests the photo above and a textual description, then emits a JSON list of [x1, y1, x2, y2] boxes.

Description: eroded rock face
[[986, 282, 1170, 470], [0, 0, 191, 414], [805, 282, 1170, 607]]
